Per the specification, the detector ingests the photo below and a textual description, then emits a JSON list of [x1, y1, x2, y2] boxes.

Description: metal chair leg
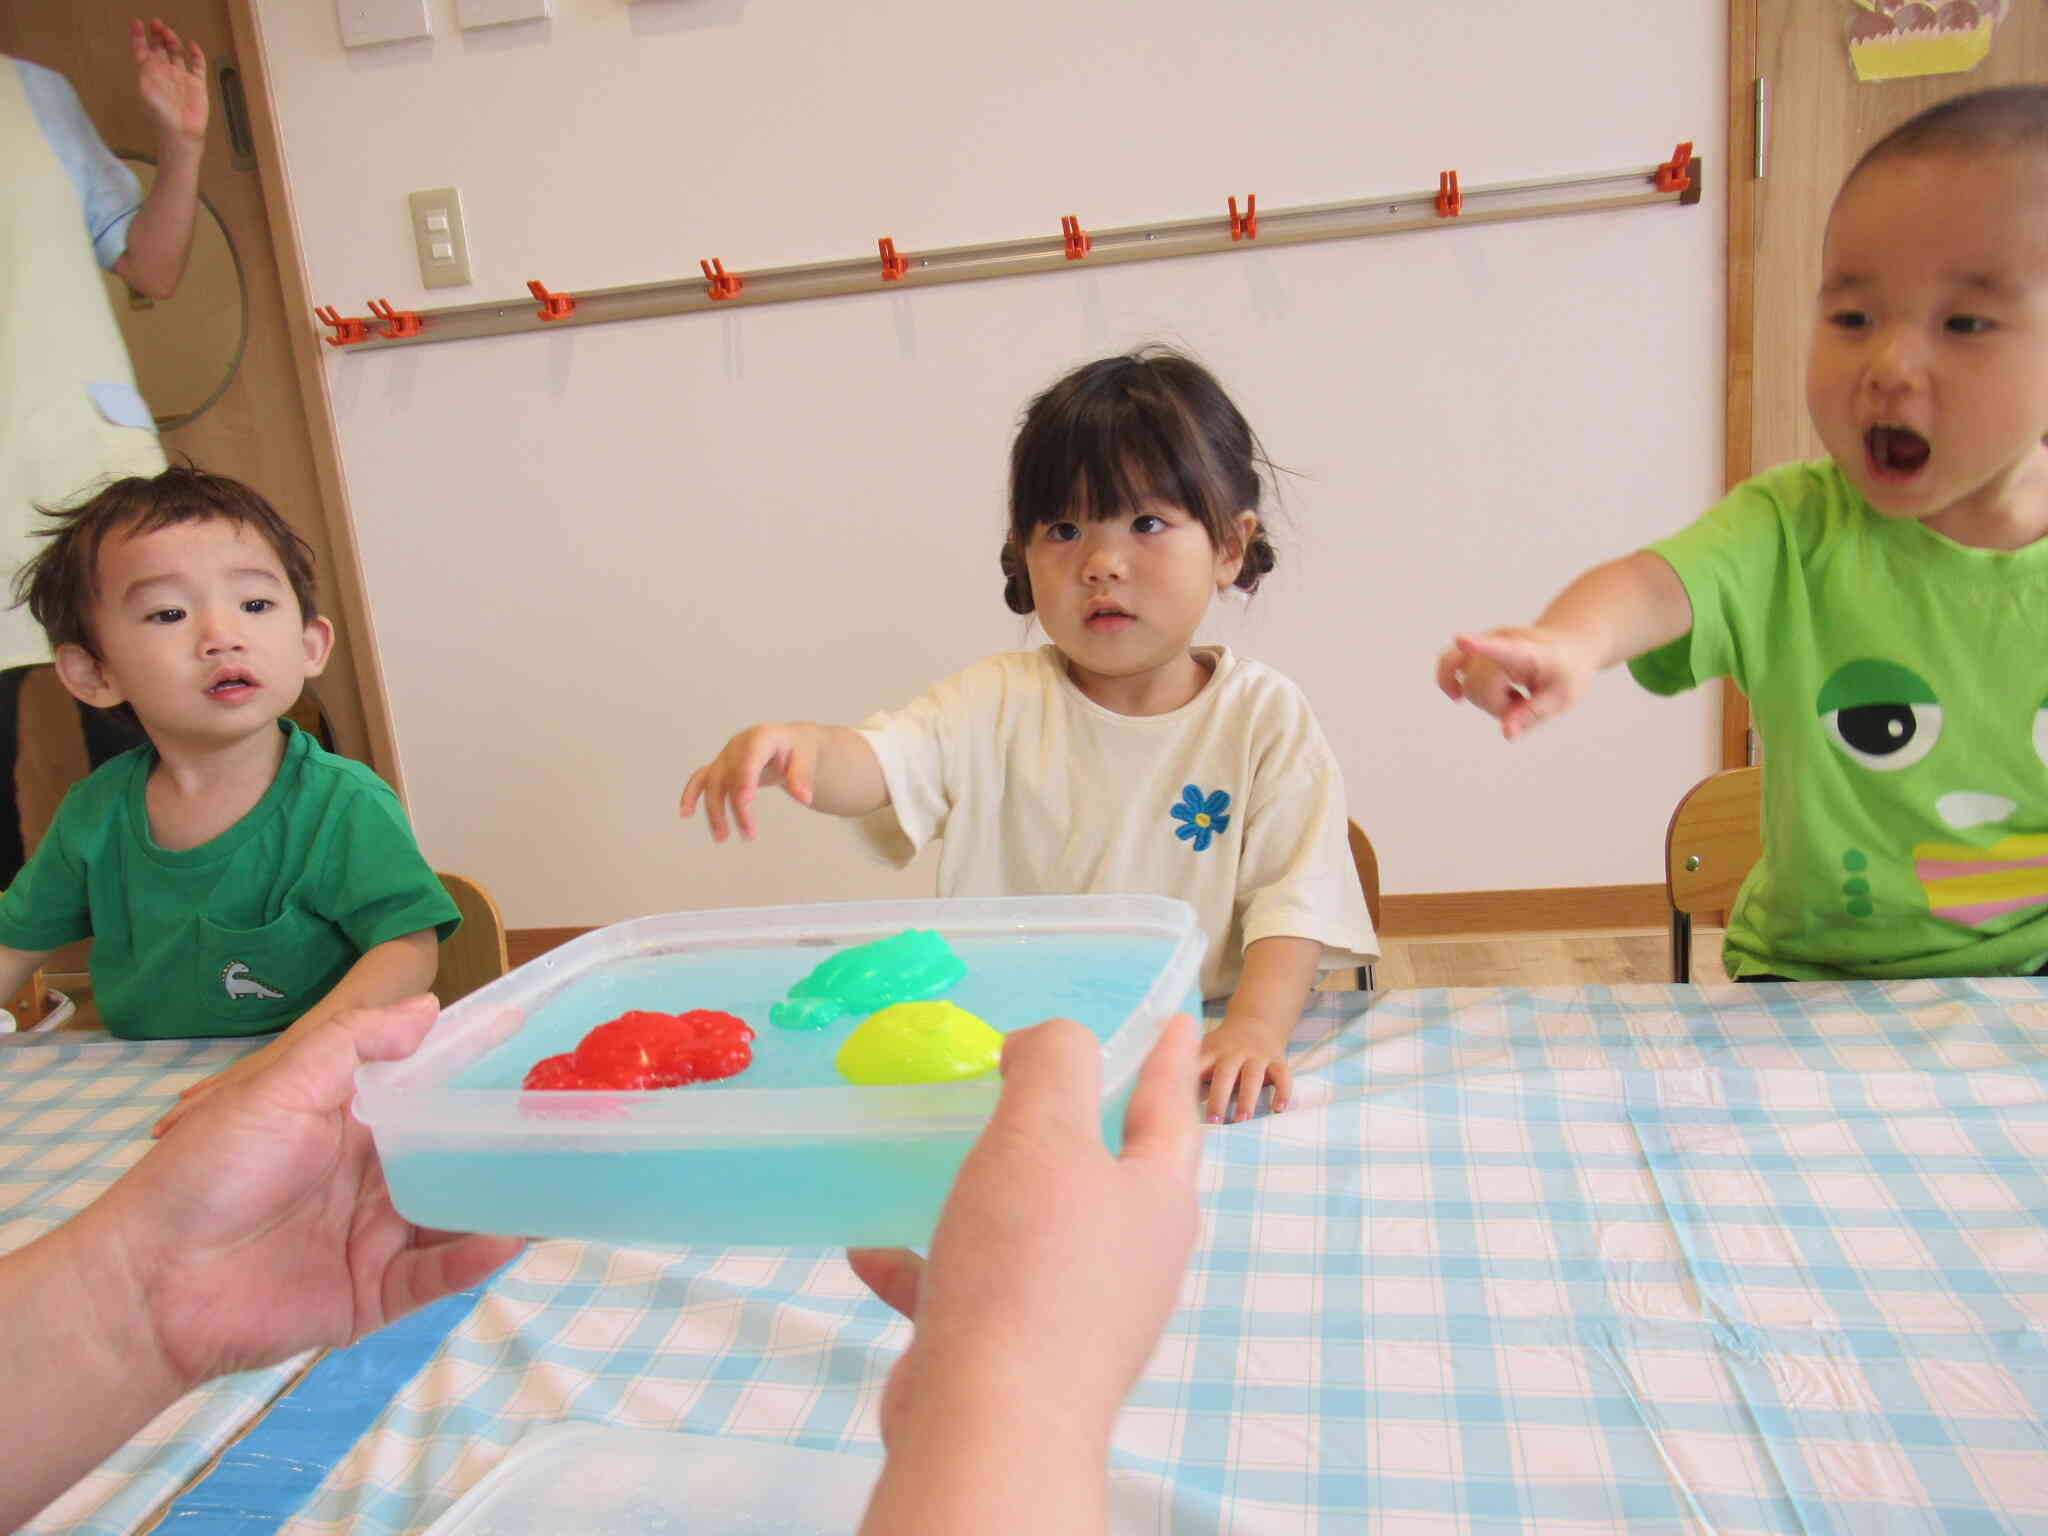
[[1671, 912, 1693, 983]]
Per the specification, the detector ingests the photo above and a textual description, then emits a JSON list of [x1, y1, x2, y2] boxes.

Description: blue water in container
[[380, 930, 1198, 1249]]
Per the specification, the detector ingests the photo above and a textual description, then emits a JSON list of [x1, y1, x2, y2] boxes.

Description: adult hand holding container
[[352, 895, 1205, 1249]]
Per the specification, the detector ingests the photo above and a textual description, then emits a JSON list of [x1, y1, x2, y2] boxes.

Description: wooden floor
[[1344, 926, 1730, 989]]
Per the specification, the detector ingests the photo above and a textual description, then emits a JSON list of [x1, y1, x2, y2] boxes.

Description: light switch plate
[[337, 0, 432, 48], [409, 186, 473, 290], [456, 0, 552, 27]]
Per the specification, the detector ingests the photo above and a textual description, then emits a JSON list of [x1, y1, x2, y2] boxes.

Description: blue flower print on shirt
[[1171, 785, 1232, 852]]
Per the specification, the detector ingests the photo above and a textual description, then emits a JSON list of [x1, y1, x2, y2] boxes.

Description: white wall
[[253, 0, 1727, 929]]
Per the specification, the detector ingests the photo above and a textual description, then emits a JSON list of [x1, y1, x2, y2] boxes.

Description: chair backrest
[[435, 872, 510, 1005], [1666, 768, 1763, 919], [1347, 819, 1382, 930]]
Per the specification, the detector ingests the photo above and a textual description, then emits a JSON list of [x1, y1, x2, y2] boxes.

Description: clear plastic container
[[356, 895, 1204, 1249], [421, 1422, 881, 1535]]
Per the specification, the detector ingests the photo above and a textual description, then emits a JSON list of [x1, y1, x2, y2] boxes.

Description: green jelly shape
[[786, 929, 966, 1016], [770, 995, 846, 1032], [836, 1001, 1003, 1086]]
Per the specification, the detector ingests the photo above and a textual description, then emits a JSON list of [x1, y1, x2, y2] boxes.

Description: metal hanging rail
[[316, 145, 1702, 353]]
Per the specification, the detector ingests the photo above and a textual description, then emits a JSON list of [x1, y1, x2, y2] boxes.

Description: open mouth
[[206, 670, 257, 696], [1866, 424, 1931, 477], [1085, 605, 1135, 627]]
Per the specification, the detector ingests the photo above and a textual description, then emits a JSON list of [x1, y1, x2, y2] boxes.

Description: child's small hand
[[1197, 1017, 1293, 1124], [1435, 628, 1592, 740], [678, 723, 821, 842], [153, 1039, 284, 1138]]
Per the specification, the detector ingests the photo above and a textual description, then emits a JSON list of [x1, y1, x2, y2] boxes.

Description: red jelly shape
[[523, 1008, 755, 1091], [521, 1052, 596, 1091]]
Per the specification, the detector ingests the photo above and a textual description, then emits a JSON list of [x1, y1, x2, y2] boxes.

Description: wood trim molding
[[508, 885, 1672, 965], [1378, 884, 1666, 938], [225, 0, 405, 793], [1720, 0, 1760, 773]]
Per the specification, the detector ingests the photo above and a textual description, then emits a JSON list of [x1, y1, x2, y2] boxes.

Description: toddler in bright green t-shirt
[[1435, 86, 2048, 982], [0, 467, 455, 1127]]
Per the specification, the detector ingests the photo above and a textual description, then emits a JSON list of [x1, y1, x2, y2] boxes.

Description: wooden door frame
[[1722, 0, 1760, 772], [224, 0, 403, 793]]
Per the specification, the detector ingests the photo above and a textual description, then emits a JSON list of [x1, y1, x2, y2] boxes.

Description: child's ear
[[52, 643, 123, 710], [1215, 511, 1259, 587], [300, 616, 335, 678]]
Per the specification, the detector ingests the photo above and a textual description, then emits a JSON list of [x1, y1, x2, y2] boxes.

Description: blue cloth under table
[[18, 980, 2048, 1533]]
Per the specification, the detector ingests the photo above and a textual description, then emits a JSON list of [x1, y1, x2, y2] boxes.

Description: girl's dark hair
[[14, 465, 321, 658], [1000, 348, 1279, 615], [1844, 84, 2048, 190]]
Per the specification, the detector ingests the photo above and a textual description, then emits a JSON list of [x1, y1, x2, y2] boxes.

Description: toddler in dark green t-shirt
[[0, 467, 456, 1127]]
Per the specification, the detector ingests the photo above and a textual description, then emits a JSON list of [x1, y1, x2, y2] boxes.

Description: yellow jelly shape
[[836, 1001, 1003, 1086]]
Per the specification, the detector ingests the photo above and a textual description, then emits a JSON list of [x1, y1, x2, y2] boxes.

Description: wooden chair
[[1664, 768, 1762, 982], [435, 872, 510, 1005], [1348, 819, 1382, 991]]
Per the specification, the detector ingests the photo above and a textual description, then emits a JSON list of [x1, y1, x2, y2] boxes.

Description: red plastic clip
[[366, 298, 422, 339], [313, 305, 371, 347], [700, 258, 743, 300], [1436, 171, 1462, 218], [1061, 215, 1091, 261], [1655, 142, 1695, 194], [1228, 194, 1258, 242], [526, 279, 576, 321], [878, 238, 910, 281]]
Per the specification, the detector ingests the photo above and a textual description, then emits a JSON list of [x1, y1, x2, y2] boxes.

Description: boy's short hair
[[1847, 84, 2048, 187], [13, 466, 321, 658]]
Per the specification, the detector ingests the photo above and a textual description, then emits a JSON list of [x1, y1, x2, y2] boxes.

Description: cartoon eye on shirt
[[1816, 660, 2048, 927], [1818, 660, 1942, 772]]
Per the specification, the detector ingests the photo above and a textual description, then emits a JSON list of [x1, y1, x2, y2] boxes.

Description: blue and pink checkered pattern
[[272, 979, 2048, 1535], [12, 979, 2048, 1533]]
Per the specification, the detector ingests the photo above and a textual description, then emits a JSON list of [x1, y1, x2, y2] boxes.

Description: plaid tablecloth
[[0, 1034, 299, 1536], [255, 979, 2048, 1535]]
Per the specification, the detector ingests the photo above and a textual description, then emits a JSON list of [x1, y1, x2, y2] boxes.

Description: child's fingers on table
[[1201, 1052, 1247, 1124], [1231, 1060, 1272, 1122], [1267, 1057, 1293, 1114]]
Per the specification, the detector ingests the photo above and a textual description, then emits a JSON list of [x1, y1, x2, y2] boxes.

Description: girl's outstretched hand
[[679, 722, 890, 837], [1435, 627, 1592, 740], [678, 723, 820, 841]]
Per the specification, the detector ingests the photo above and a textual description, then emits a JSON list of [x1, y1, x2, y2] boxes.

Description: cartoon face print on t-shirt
[[1816, 659, 2048, 926]]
